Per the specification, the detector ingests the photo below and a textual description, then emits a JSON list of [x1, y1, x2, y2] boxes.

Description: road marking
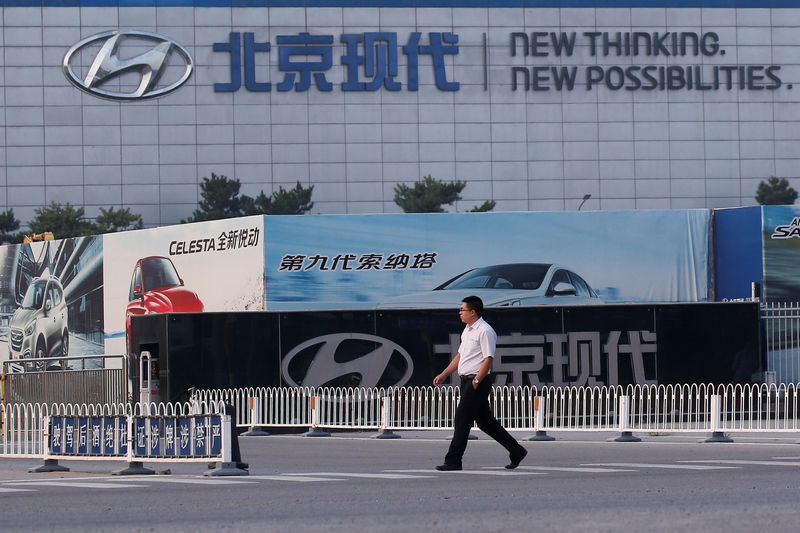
[[582, 463, 740, 470], [682, 459, 800, 467], [287, 472, 433, 480], [0, 487, 36, 493], [246, 475, 342, 482], [11, 481, 146, 489], [484, 465, 636, 473], [772, 456, 800, 460], [385, 469, 544, 476], [108, 476, 257, 485]]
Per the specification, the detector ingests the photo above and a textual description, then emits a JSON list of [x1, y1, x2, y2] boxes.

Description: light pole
[[577, 194, 591, 211]]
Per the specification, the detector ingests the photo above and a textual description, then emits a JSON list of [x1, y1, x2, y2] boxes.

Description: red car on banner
[[126, 256, 203, 353]]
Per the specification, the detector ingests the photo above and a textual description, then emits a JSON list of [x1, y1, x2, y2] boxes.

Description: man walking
[[433, 295, 527, 471]]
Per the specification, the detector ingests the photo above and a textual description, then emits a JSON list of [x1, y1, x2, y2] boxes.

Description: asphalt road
[[2, 430, 800, 532]]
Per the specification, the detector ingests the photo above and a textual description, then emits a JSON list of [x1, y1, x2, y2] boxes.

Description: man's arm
[[473, 356, 493, 388], [433, 353, 460, 386], [473, 325, 497, 388]]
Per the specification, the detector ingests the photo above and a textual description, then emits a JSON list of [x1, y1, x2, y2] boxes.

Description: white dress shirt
[[457, 317, 497, 376]]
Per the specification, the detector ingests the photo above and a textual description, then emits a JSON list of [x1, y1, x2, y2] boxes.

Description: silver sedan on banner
[[378, 263, 602, 309]]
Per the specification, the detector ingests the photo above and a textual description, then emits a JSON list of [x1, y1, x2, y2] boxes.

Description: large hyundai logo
[[281, 333, 414, 388], [62, 30, 193, 100]]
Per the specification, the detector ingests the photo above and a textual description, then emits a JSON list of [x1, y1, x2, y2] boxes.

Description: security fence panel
[[2, 355, 128, 405]]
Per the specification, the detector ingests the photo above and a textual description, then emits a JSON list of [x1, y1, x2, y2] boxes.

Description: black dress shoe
[[236, 462, 249, 470], [435, 463, 462, 471], [505, 447, 528, 469]]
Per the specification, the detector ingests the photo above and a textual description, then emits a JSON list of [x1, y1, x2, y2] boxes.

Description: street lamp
[[577, 194, 591, 211]]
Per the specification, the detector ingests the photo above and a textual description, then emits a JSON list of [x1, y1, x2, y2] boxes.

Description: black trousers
[[444, 375, 521, 466]]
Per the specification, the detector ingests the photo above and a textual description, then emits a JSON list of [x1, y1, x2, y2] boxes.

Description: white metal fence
[[763, 302, 800, 384], [191, 383, 800, 439], [0, 400, 243, 475]]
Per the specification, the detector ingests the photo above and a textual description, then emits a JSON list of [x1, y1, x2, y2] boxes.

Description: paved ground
[[2, 430, 800, 532]]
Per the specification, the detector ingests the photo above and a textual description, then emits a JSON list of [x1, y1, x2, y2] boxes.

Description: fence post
[[241, 395, 269, 437], [28, 415, 70, 473], [614, 395, 641, 442], [205, 414, 249, 476], [526, 396, 555, 441], [304, 394, 330, 437], [705, 394, 733, 443], [113, 414, 155, 475], [373, 396, 400, 439]]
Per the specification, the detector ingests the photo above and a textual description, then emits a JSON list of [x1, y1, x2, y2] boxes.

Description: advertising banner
[[102, 215, 265, 355], [0, 236, 103, 371], [264, 210, 711, 311], [135, 302, 760, 400], [713, 206, 763, 302], [762, 205, 800, 303]]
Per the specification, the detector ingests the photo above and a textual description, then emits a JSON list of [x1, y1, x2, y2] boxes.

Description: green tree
[[184, 174, 315, 222], [469, 200, 496, 212], [756, 176, 799, 205], [0, 209, 22, 244], [183, 173, 249, 223], [27, 202, 96, 239], [393, 175, 495, 213], [247, 182, 315, 215], [95, 206, 144, 233]]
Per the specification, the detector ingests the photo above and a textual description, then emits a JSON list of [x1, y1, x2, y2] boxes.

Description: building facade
[[0, 0, 798, 227]]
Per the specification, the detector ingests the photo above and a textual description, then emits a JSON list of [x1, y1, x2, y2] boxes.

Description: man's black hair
[[462, 295, 484, 318]]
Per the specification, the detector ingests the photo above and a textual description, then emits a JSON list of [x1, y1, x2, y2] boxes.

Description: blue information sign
[[89, 417, 102, 455], [119, 418, 128, 455], [209, 416, 222, 457], [194, 417, 207, 456], [164, 419, 177, 457], [149, 418, 161, 456], [76, 417, 89, 455], [103, 418, 117, 455], [64, 417, 75, 455], [178, 417, 192, 457], [134, 418, 148, 457], [50, 417, 64, 454]]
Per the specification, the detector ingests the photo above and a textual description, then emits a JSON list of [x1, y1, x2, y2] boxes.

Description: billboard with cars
[[0, 236, 103, 371], [264, 210, 712, 311], [102, 215, 265, 355], [0, 208, 726, 377], [714, 205, 800, 304]]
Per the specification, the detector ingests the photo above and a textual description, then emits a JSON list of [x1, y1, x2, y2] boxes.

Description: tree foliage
[[95, 206, 144, 233], [0, 209, 22, 244], [27, 202, 96, 239], [394, 175, 465, 213], [756, 176, 799, 205], [469, 200, 497, 212], [24, 203, 144, 240], [183, 173, 250, 223], [248, 182, 315, 215], [183, 174, 314, 223], [393, 175, 495, 213]]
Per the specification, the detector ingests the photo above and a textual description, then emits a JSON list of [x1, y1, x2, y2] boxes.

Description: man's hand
[[472, 380, 478, 390], [433, 373, 447, 386]]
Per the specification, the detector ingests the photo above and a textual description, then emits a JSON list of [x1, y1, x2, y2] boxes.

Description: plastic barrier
[[0, 401, 247, 476]]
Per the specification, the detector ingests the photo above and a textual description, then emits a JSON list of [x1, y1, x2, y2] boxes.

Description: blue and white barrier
[[1, 401, 247, 476]]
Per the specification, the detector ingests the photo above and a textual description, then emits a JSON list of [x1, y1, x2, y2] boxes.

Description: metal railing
[[2, 354, 128, 406], [191, 383, 800, 439], [763, 302, 800, 385], [0, 399, 242, 476]]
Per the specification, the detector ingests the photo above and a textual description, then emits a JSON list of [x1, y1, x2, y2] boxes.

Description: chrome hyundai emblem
[[62, 30, 193, 100], [281, 333, 414, 388]]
